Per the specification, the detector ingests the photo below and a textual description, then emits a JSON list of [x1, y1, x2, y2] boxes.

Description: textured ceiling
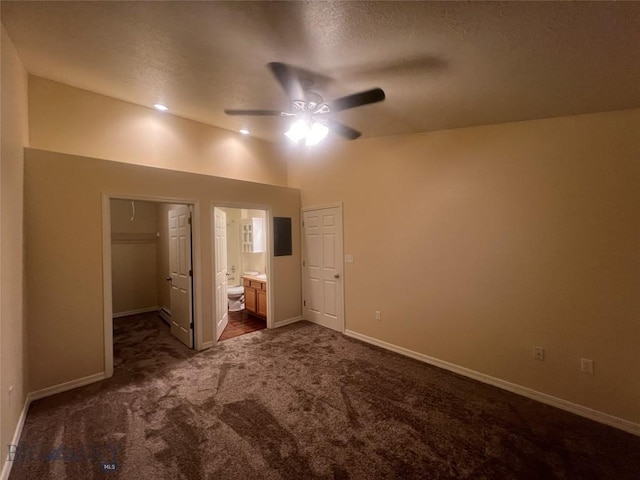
[[2, 1, 639, 143]]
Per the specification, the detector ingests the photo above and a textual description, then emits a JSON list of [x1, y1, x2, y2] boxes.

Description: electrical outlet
[[581, 358, 594, 374], [533, 346, 545, 361], [375, 311, 381, 321]]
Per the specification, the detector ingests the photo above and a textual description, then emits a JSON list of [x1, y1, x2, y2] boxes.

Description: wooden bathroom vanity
[[242, 274, 267, 319]]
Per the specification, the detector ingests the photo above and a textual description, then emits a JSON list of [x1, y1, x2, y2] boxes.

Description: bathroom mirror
[[273, 217, 292, 256]]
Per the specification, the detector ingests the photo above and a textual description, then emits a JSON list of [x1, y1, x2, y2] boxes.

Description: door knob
[[334, 274, 340, 279], [166, 276, 172, 282]]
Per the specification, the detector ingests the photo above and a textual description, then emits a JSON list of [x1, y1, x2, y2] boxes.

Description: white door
[[168, 205, 193, 348], [302, 206, 344, 332], [214, 207, 228, 341]]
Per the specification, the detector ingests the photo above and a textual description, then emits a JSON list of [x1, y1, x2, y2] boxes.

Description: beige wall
[[288, 109, 640, 424], [110, 200, 158, 315], [24, 149, 301, 392], [0, 24, 29, 473], [28, 76, 288, 187], [111, 199, 158, 234]]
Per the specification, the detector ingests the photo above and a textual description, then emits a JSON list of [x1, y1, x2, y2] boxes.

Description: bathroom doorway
[[213, 206, 269, 342]]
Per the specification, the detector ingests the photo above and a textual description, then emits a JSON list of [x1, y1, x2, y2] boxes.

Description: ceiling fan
[[224, 62, 385, 145]]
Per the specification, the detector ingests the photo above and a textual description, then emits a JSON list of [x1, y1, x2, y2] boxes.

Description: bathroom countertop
[[242, 274, 267, 283]]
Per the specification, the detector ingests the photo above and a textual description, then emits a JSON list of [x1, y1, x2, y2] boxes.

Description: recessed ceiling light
[[239, 129, 250, 135], [153, 103, 169, 111]]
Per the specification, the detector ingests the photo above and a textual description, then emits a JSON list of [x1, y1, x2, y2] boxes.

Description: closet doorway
[[103, 195, 201, 377]]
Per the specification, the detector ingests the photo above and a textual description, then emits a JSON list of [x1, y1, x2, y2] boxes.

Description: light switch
[[345, 254, 354, 263]]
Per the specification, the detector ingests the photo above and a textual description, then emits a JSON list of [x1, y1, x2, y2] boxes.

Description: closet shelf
[[111, 233, 158, 244]]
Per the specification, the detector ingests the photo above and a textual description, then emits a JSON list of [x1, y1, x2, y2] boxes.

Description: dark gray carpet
[[9, 313, 640, 479]]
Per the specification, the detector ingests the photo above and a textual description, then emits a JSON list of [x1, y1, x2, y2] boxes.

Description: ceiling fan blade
[[329, 88, 385, 112], [224, 109, 282, 116], [268, 62, 306, 101], [327, 120, 362, 140]]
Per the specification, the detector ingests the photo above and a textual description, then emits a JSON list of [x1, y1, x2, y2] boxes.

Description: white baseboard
[[344, 329, 640, 437], [273, 315, 302, 328], [113, 306, 159, 318], [158, 307, 171, 323], [200, 341, 213, 350], [0, 394, 30, 480], [1, 372, 107, 479], [28, 372, 106, 402]]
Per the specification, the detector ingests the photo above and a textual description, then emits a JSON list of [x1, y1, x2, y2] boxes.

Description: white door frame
[[102, 193, 202, 378], [211, 202, 273, 343], [301, 203, 346, 333]]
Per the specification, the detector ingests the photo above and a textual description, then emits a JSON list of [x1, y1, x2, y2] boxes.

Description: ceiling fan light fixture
[[285, 119, 310, 143], [225, 63, 382, 142], [305, 122, 329, 146]]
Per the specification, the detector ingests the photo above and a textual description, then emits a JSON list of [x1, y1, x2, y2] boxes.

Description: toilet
[[227, 285, 245, 312]]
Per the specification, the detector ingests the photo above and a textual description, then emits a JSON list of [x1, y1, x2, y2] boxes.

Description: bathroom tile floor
[[218, 309, 266, 341]]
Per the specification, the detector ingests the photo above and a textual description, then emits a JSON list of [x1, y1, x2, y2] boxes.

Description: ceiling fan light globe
[[285, 119, 310, 143], [305, 122, 329, 146]]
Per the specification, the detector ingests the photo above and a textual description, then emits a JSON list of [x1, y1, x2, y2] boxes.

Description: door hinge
[[190, 322, 194, 329], [189, 269, 193, 277], [303, 260, 306, 267], [303, 300, 306, 307], [302, 220, 305, 227], [188, 217, 192, 225]]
